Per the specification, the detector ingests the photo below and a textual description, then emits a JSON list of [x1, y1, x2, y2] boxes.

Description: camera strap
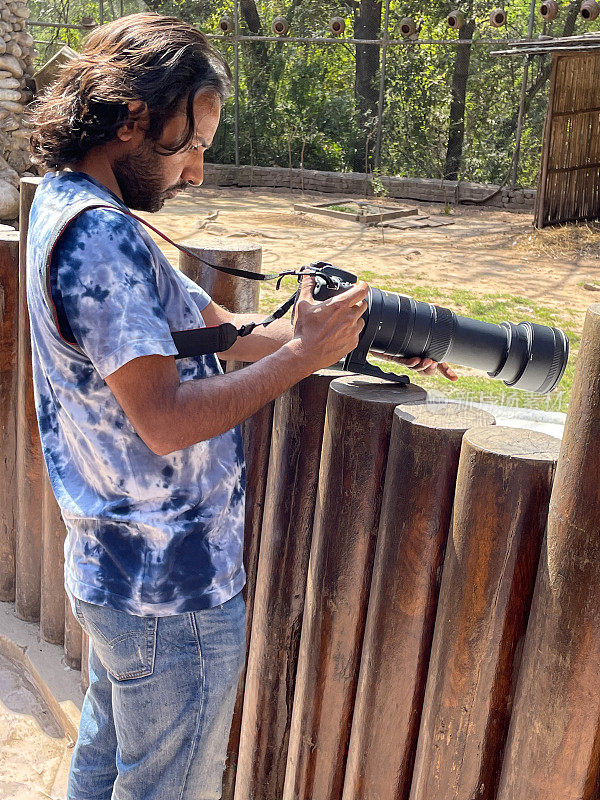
[[48, 203, 328, 360]]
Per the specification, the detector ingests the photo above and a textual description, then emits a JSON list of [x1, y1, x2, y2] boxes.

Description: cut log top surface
[[311, 364, 348, 380], [184, 239, 262, 254], [395, 401, 495, 431], [463, 426, 561, 461], [587, 302, 600, 319], [330, 374, 426, 406]]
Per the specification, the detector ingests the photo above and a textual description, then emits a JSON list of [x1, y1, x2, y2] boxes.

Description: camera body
[[313, 265, 359, 302]]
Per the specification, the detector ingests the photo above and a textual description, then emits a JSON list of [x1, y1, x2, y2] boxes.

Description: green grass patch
[[327, 204, 359, 214], [370, 361, 572, 413]]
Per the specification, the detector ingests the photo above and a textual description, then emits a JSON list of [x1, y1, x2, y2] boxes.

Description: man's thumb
[[298, 273, 316, 303]]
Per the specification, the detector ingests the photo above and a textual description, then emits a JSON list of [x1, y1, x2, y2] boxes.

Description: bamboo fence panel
[[536, 51, 600, 226]]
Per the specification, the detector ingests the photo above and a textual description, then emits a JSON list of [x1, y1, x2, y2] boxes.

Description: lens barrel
[[311, 266, 569, 394], [367, 289, 568, 394]]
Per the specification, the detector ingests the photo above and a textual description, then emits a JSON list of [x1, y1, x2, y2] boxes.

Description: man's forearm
[[217, 314, 293, 362], [160, 339, 312, 453], [107, 276, 369, 455]]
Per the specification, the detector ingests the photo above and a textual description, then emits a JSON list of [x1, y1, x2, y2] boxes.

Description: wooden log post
[[342, 403, 495, 800], [81, 632, 90, 693], [183, 242, 263, 800], [64, 593, 82, 671], [409, 427, 559, 800], [496, 303, 600, 800], [0, 231, 20, 601], [235, 366, 345, 800], [221, 391, 275, 800], [282, 375, 426, 800], [178, 240, 261, 313], [15, 176, 43, 621], [40, 474, 66, 645], [240, 399, 274, 613]]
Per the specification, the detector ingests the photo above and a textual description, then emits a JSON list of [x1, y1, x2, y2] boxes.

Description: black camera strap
[[48, 203, 329, 360]]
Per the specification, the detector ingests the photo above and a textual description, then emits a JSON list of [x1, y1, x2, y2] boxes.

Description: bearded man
[[26, 13, 454, 800]]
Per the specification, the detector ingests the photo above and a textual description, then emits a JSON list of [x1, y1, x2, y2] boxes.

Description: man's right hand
[[290, 274, 369, 372]]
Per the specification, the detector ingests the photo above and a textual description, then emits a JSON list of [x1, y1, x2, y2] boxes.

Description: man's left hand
[[380, 354, 458, 382]]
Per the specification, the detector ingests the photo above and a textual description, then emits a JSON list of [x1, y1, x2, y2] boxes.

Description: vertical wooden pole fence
[[342, 403, 495, 800], [496, 303, 600, 800], [222, 390, 274, 800], [409, 426, 559, 800], [40, 475, 66, 645], [235, 366, 344, 800], [282, 375, 426, 800], [64, 593, 82, 671], [6, 193, 599, 800], [81, 632, 90, 693], [15, 176, 43, 621], [0, 230, 20, 601]]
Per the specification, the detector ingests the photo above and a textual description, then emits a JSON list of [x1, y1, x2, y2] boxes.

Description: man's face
[[113, 90, 221, 212]]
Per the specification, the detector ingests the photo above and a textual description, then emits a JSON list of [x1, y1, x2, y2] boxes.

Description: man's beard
[[113, 141, 186, 212]]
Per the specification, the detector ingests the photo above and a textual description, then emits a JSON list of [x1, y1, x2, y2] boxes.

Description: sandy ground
[[0, 652, 72, 800], [3, 187, 597, 799], [141, 186, 600, 325]]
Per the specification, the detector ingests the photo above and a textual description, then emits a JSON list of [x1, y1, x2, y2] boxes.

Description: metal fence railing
[[24, 1, 600, 187]]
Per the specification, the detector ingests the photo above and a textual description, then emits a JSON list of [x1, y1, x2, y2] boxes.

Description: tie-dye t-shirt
[[26, 172, 246, 616]]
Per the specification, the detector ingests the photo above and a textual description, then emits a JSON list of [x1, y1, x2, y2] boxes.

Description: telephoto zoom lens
[[366, 289, 568, 393], [312, 266, 569, 394]]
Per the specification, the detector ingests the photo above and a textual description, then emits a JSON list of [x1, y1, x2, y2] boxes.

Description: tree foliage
[[28, 0, 600, 186]]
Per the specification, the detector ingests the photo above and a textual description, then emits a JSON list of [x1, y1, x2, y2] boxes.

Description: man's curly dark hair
[[29, 12, 232, 170]]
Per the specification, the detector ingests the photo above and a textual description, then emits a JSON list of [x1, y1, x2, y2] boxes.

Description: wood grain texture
[[178, 241, 262, 313], [342, 403, 495, 800], [235, 367, 345, 800], [536, 51, 600, 226], [64, 592, 82, 671], [222, 388, 275, 800], [409, 426, 559, 800], [497, 303, 600, 800], [15, 177, 43, 621], [40, 474, 67, 645], [283, 375, 426, 800], [0, 232, 19, 601], [180, 244, 262, 800]]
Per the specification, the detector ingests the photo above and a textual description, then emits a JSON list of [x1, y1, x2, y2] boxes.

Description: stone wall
[[203, 163, 536, 211], [0, 0, 34, 220]]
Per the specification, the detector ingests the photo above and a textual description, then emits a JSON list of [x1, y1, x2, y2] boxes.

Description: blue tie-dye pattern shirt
[[27, 172, 246, 616]]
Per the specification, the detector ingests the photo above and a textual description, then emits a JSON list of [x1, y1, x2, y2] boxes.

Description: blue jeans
[[68, 592, 246, 800]]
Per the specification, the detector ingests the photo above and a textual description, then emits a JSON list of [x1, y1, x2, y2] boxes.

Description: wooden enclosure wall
[[3, 178, 600, 799], [535, 50, 600, 227]]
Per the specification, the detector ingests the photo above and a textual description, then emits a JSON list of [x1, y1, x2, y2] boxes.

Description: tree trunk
[[239, 0, 269, 76], [444, 18, 475, 181], [498, 1, 581, 146], [353, 0, 382, 173]]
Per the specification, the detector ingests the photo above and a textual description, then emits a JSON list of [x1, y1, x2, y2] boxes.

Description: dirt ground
[[0, 652, 72, 800], [143, 186, 600, 325]]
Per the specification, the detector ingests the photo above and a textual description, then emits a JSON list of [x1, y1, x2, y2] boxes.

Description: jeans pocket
[[74, 598, 157, 681]]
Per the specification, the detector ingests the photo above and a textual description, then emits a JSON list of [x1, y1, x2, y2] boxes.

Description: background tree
[[445, 1, 475, 181], [27, 0, 600, 186], [353, 0, 381, 172]]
